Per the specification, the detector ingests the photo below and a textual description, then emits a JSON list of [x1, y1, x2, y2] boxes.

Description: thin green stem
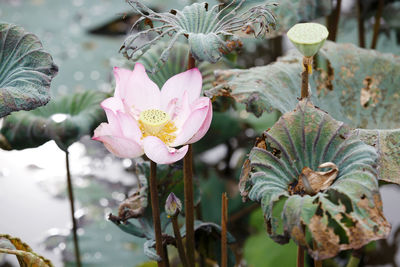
[[171, 216, 189, 267], [184, 52, 196, 266], [65, 152, 82, 267], [346, 255, 360, 267], [371, 0, 384, 49], [150, 161, 166, 267]]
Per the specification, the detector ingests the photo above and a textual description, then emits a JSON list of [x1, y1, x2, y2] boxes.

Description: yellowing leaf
[[0, 234, 54, 267]]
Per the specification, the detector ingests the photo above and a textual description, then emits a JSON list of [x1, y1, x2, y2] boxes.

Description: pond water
[[0, 140, 137, 266]]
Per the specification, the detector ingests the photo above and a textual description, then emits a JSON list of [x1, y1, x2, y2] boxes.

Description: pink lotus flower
[[93, 63, 212, 164]]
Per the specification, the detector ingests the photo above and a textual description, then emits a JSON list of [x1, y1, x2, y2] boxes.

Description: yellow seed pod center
[[138, 109, 177, 145], [139, 109, 170, 135]]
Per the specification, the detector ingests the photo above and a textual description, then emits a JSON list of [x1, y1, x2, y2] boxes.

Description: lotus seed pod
[[165, 192, 182, 217], [287, 23, 329, 57]]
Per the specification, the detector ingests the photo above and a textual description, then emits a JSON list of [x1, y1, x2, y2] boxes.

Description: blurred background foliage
[[1, 0, 400, 266]]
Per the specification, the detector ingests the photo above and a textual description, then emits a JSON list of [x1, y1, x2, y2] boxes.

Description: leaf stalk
[[65, 152, 82, 267], [221, 193, 228, 267], [356, 0, 365, 48], [371, 0, 384, 49]]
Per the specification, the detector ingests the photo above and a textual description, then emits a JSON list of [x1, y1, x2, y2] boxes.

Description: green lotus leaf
[[243, 209, 298, 266], [353, 129, 400, 186], [0, 234, 54, 267], [240, 100, 390, 260], [209, 41, 400, 184], [120, 0, 277, 67], [0, 23, 58, 117], [0, 90, 107, 151]]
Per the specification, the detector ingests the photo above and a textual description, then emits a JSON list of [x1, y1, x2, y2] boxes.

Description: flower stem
[[297, 245, 304, 267], [183, 144, 195, 265], [149, 160, 166, 266], [371, 0, 384, 49], [65, 152, 82, 267], [356, 0, 365, 48], [221, 193, 228, 267], [184, 52, 196, 265], [171, 216, 189, 267], [301, 56, 313, 99]]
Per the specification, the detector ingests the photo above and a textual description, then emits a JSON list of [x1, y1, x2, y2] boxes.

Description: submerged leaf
[[240, 100, 390, 260], [0, 234, 54, 267], [0, 90, 107, 151], [210, 41, 400, 184], [0, 23, 58, 117]]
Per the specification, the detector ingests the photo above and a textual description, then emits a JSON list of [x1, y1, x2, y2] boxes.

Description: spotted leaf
[[240, 100, 390, 260], [0, 23, 58, 117], [209, 41, 400, 184]]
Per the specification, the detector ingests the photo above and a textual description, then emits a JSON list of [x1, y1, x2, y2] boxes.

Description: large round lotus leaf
[[239, 100, 390, 260], [0, 234, 54, 267], [0, 90, 107, 151], [0, 23, 58, 117], [121, 0, 276, 66], [209, 41, 400, 184]]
